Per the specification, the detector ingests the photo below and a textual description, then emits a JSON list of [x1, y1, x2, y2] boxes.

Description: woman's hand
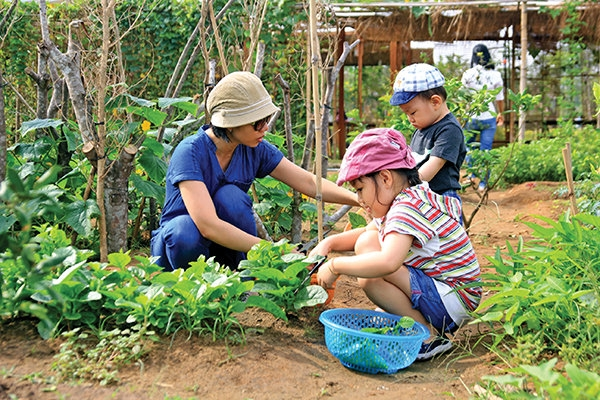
[[496, 113, 504, 126], [317, 259, 339, 288]]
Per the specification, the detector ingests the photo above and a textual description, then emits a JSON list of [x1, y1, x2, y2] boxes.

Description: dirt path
[[0, 182, 568, 400]]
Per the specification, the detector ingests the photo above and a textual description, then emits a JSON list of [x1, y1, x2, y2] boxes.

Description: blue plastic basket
[[319, 308, 430, 374]]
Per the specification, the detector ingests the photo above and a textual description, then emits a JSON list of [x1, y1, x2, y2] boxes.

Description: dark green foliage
[[238, 239, 329, 314], [484, 125, 600, 186], [473, 213, 600, 372]]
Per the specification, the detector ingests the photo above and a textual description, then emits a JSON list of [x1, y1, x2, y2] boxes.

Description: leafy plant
[[52, 324, 156, 385], [361, 316, 416, 335], [481, 358, 600, 400], [472, 212, 600, 372], [238, 240, 329, 314]]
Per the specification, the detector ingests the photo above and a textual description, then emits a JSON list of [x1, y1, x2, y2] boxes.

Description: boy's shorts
[[408, 266, 458, 334]]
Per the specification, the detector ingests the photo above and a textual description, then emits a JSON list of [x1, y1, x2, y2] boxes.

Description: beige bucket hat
[[207, 71, 280, 128]]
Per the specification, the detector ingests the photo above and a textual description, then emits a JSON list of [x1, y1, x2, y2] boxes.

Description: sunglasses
[[252, 115, 271, 131]]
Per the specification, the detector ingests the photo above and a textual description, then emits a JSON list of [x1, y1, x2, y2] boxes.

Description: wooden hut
[[326, 1, 600, 156]]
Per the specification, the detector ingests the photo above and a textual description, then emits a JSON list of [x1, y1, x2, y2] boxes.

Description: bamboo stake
[[562, 142, 578, 215], [518, 0, 528, 142], [309, 0, 323, 240]]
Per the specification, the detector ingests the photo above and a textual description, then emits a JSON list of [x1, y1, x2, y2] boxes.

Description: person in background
[[151, 71, 359, 271], [311, 127, 481, 361], [389, 63, 467, 221], [461, 44, 505, 192]]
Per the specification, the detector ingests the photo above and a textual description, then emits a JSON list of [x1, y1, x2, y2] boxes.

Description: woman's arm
[[496, 99, 505, 126], [180, 180, 261, 252], [269, 158, 360, 206]]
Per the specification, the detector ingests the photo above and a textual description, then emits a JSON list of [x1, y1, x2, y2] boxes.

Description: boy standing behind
[[390, 63, 466, 212]]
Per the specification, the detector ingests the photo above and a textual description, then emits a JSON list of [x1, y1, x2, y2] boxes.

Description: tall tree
[[0, 0, 19, 182], [37, 0, 145, 259]]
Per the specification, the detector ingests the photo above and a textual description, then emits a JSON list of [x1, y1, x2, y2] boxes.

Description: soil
[[0, 182, 568, 400]]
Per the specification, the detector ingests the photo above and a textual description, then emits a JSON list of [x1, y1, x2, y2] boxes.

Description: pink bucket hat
[[337, 128, 416, 185]]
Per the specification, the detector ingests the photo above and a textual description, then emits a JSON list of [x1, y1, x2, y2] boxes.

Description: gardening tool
[[293, 257, 327, 294], [296, 228, 332, 254]]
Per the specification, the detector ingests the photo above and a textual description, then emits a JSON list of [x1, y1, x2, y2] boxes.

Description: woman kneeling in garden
[[151, 71, 359, 271], [311, 128, 482, 361]]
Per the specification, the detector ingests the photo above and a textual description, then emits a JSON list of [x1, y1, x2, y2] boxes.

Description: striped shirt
[[377, 183, 482, 311]]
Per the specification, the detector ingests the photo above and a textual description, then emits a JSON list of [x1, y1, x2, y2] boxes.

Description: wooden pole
[[357, 40, 364, 119], [337, 28, 346, 160], [562, 142, 578, 215], [390, 41, 398, 83], [309, 0, 323, 240], [518, 1, 528, 142]]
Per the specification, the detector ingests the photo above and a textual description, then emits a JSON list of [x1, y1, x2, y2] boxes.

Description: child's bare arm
[[309, 226, 367, 258], [418, 155, 446, 182]]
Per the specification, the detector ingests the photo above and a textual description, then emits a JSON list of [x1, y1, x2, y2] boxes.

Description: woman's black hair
[[211, 124, 231, 142], [471, 44, 495, 70]]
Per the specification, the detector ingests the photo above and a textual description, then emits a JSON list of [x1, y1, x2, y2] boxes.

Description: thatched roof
[[332, 1, 600, 50]]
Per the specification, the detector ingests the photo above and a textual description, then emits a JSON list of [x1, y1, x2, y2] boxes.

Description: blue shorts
[[408, 267, 458, 334]]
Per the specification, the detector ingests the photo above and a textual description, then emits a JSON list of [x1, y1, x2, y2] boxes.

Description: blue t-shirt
[[158, 126, 284, 226], [409, 113, 466, 194]]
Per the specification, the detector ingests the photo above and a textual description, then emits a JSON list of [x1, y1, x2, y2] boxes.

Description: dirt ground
[[0, 182, 568, 400]]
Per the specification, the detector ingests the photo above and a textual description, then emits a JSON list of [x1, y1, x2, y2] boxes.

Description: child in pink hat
[[311, 127, 481, 361]]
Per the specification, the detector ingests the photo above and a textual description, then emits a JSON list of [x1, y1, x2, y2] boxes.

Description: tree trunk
[[319, 39, 360, 178], [104, 145, 137, 252], [0, 70, 6, 182], [275, 74, 302, 244]]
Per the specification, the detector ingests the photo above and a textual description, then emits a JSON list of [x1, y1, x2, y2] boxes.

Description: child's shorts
[[408, 266, 458, 334]]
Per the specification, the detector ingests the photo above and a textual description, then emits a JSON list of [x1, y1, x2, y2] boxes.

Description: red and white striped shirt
[[377, 183, 482, 311]]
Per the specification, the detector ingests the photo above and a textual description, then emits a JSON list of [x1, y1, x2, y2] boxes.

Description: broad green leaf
[[281, 252, 306, 263], [157, 97, 193, 108], [0, 214, 17, 233], [477, 288, 530, 309], [504, 301, 520, 322], [293, 285, 329, 309], [130, 174, 165, 204], [86, 291, 102, 301], [20, 118, 64, 136], [6, 168, 25, 193], [126, 105, 167, 126], [115, 298, 144, 312], [348, 212, 367, 228], [108, 251, 132, 268], [477, 311, 504, 322], [531, 294, 561, 307], [518, 358, 560, 384], [33, 166, 60, 189], [244, 295, 287, 321], [141, 136, 166, 157], [52, 264, 82, 285], [136, 151, 167, 183], [158, 97, 198, 115], [126, 94, 156, 107], [64, 199, 99, 237], [565, 363, 600, 387]]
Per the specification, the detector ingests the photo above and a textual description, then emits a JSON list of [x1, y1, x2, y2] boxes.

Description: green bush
[[485, 125, 600, 186]]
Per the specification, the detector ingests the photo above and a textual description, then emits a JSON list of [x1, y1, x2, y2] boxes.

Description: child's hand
[[317, 260, 339, 288]]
